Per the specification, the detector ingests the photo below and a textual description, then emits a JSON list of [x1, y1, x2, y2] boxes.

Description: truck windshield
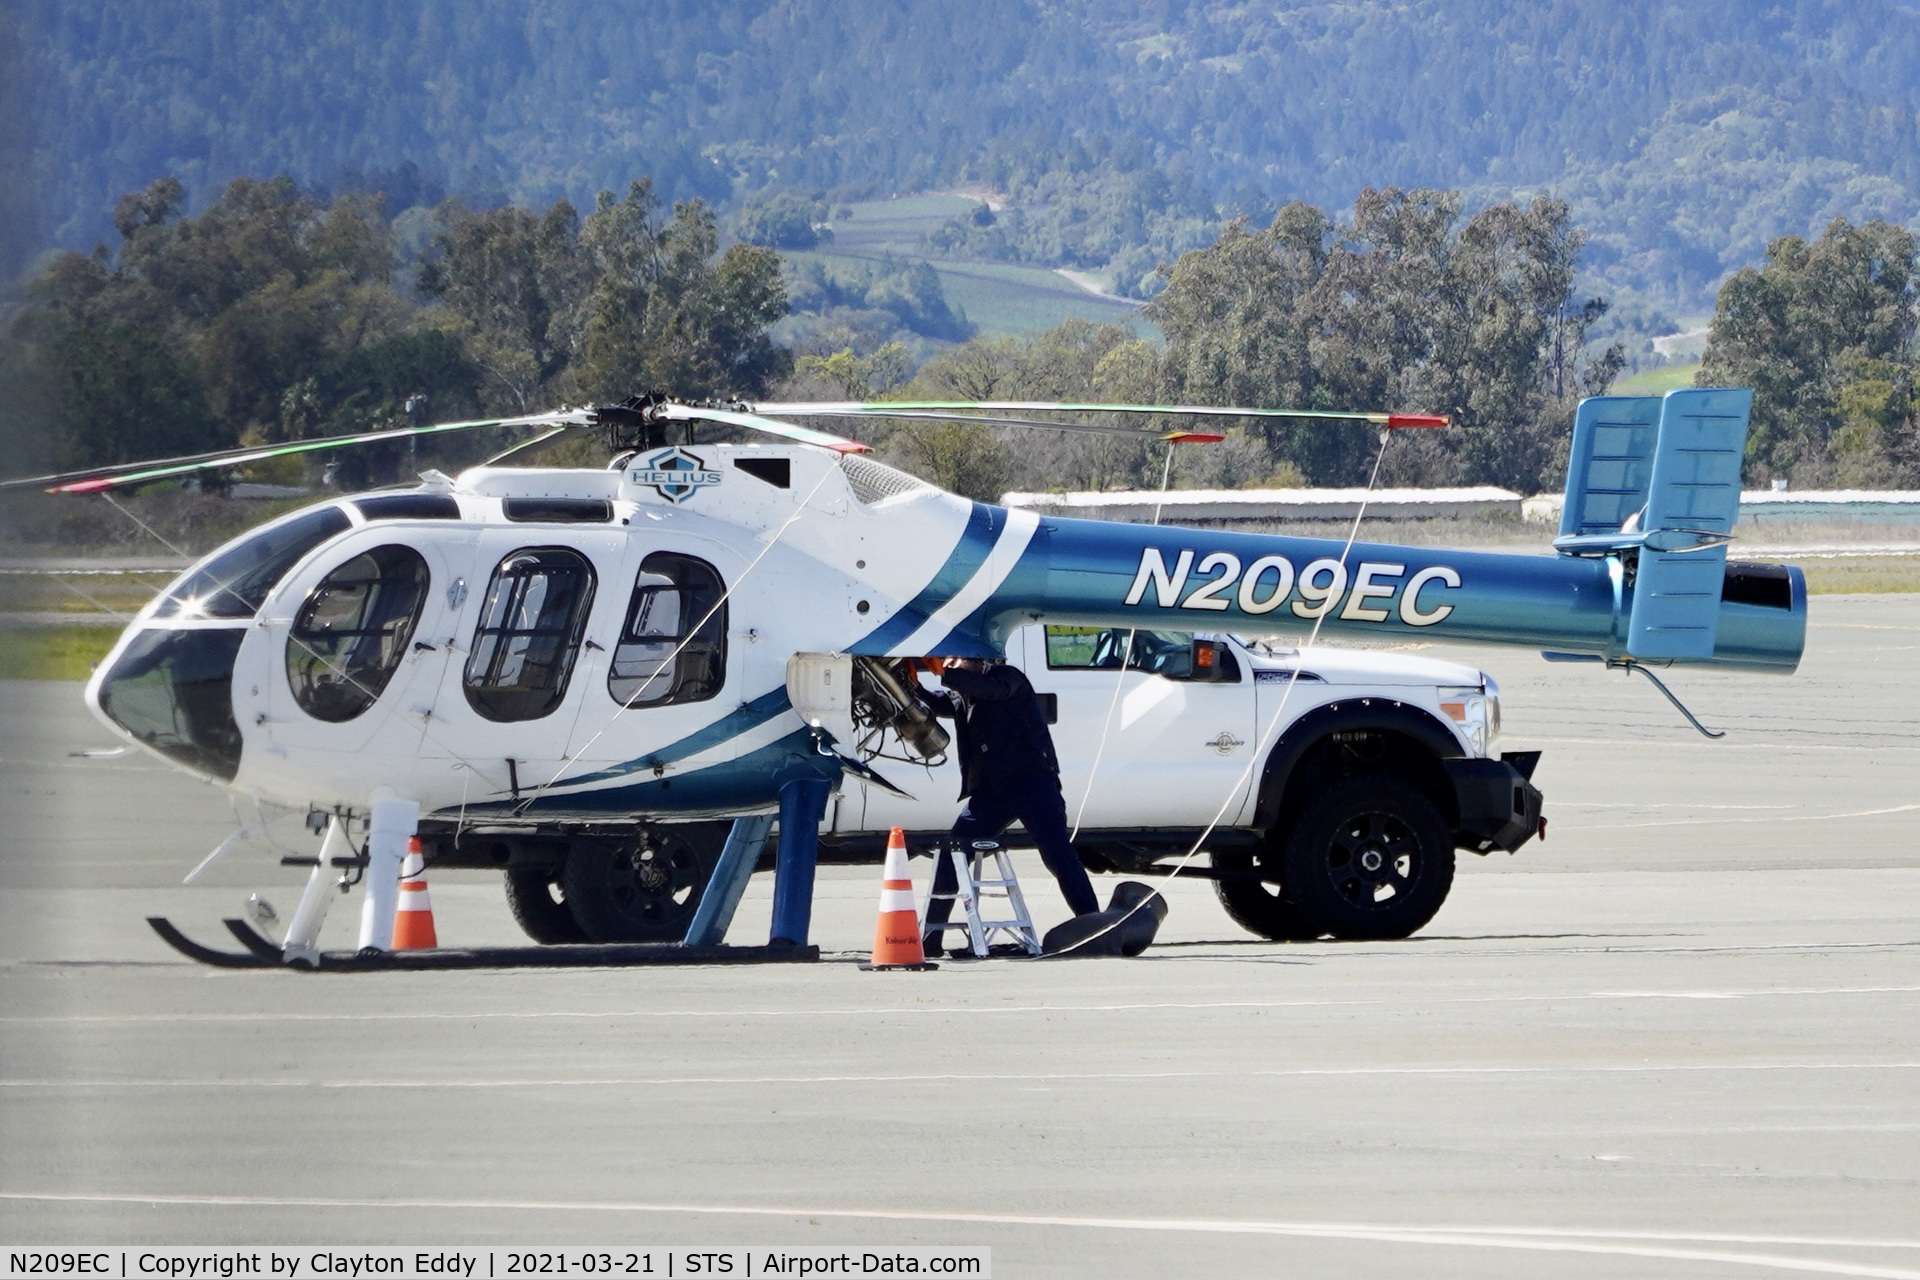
[[153, 506, 352, 620]]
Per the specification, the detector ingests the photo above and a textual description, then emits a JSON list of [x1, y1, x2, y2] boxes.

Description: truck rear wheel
[[1211, 850, 1326, 941], [1281, 775, 1454, 940], [562, 823, 727, 943], [504, 866, 588, 944]]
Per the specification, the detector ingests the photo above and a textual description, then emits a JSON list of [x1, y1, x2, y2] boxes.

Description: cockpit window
[[285, 545, 431, 722], [463, 547, 597, 722], [608, 552, 727, 707], [154, 506, 352, 620]]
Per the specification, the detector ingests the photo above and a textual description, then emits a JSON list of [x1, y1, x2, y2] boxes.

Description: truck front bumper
[[1444, 752, 1544, 853]]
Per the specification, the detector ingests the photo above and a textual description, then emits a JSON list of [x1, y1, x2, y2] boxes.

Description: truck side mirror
[[1189, 637, 1232, 682]]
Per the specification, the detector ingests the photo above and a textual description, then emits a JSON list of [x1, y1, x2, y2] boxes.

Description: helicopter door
[[411, 530, 618, 809], [257, 526, 468, 760], [1030, 625, 1258, 830], [561, 540, 746, 792]]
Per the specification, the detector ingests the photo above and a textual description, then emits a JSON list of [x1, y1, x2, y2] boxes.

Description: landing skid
[[146, 917, 819, 970]]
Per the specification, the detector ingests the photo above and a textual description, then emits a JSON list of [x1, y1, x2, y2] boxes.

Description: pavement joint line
[[8, 937, 1916, 972], [3, 985, 1916, 1025], [1577, 803, 1920, 830], [1495, 737, 1920, 751], [1, 1193, 1917, 1278], [5, 1061, 1918, 1089]]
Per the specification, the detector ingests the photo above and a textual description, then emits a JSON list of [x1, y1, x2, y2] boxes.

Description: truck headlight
[[1438, 683, 1494, 756]]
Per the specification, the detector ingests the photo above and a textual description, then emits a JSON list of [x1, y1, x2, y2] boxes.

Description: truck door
[[1024, 626, 1258, 830]]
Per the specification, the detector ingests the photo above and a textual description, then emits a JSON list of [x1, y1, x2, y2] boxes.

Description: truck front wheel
[[1281, 776, 1454, 940], [1211, 851, 1325, 941]]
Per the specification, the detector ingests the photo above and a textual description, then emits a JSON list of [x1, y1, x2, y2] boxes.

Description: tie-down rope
[[1046, 427, 1400, 956]]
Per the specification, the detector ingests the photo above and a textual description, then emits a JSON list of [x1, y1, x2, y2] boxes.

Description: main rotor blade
[[484, 422, 591, 465], [657, 403, 871, 453], [4, 411, 588, 494], [757, 400, 1449, 429], [758, 407, 1167, 438]]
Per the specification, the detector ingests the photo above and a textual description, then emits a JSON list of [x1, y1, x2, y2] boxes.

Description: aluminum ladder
[[923, 838, 1042, 957]]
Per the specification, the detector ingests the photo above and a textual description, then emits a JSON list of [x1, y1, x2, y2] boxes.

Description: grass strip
[[0, 626, 123, 680]]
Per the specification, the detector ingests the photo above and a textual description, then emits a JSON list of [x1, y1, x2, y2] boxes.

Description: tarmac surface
[[2, 595, 1917, 1278]]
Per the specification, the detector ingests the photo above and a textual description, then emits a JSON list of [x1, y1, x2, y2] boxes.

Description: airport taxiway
[[2, 595, 1917, 1278]]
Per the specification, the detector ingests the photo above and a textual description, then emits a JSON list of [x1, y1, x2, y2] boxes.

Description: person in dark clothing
[[916, 656, 1100, 950]]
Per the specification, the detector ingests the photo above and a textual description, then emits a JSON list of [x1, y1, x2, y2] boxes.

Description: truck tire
[[1281, 775, 1454, 940], [1211, 850, 1326, 941], [504, 867, 588, 944], [562, 823, 727, 943]]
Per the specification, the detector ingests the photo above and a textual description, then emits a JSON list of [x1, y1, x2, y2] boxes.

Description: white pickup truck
[[478, 623, 1543, 946], [820, 623, 1544, 942]]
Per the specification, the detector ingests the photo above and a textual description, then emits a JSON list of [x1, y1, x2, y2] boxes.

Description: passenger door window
[[609, 552, 727, 707], [463, 548, 597, 722]]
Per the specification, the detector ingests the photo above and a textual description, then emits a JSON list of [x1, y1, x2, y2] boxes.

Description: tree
[[1698, 217, 1919, 483], [421, 198, 585, 410], [1150, 189, 1621, 492], [573, 185, 792, 400], [733, 192, 832, 250]]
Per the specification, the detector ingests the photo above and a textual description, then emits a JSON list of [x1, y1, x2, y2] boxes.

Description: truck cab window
[[1043, 626, 1238, 681], [608, 552, 727, 707], [464, 548, 597, 722], [287, 545, 430, 722]]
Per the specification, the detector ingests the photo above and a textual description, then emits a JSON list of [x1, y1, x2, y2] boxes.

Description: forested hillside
[[15, 0, 1920, 315]]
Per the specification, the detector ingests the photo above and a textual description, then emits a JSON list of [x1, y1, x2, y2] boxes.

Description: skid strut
[[146, 917, 818, 970]]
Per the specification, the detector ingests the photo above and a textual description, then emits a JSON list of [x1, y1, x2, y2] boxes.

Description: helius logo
[[633, 447, 723, 504]]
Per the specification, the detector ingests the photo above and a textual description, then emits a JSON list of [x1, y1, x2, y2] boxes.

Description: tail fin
[[1624, 388, 1752, 660], [1559, 395, 1663, 539], [1555, 388, 1755, 660]]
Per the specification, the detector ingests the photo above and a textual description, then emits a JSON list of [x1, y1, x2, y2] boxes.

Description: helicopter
[[6, 387, 1804, 965]]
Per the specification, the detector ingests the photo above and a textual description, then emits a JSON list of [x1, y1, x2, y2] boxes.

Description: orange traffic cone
[[860, 828, 936, 971], [392, 837, 438, 950]]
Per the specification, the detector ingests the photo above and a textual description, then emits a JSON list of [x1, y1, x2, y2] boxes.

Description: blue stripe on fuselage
[[461, 727, 836, 817], [848, 501, 1001, 655], [555, 685, 795, 789]]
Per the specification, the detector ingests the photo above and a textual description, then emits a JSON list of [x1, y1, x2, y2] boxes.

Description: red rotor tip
[[1386, 413, 1449, 429], [1163, 431, 1226, 443], [57, 479, 117, 493]]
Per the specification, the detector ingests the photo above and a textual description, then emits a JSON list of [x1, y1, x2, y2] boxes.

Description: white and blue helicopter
[[8, 388, 1804, 966]]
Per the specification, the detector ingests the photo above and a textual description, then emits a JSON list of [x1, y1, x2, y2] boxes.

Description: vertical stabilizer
[[1625, 388, 1753, 660]]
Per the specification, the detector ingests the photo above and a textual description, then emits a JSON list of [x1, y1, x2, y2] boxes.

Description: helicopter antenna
[[1541, 652, 1726, 738]]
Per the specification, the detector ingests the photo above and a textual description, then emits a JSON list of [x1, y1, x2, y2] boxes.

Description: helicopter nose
[[90, 626, 246, 782]]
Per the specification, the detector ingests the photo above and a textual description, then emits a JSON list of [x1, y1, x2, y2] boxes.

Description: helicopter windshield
[[153, 505, 352, 620], [94, 628, 246, 781]]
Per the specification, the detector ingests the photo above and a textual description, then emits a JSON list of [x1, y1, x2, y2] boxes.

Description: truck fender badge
[[1206, 732, 1245, 755]]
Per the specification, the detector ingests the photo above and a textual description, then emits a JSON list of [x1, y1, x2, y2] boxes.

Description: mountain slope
[[16, 0, 1920, 306]]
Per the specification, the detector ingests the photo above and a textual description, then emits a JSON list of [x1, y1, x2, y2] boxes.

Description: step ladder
[[922, 838, 1042, 957]]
